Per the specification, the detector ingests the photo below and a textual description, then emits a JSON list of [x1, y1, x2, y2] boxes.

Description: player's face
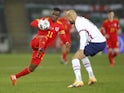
[[107, 12, 114, 19], [51, 10, 60, 22]]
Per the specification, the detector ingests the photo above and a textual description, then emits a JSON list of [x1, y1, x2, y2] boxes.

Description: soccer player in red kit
[[58, 12, 73, 64], [101, 10, 120, 67], [10, 8, 70, 86]]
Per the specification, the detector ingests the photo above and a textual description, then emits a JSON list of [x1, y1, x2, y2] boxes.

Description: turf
[[0, 53, 124, 93]]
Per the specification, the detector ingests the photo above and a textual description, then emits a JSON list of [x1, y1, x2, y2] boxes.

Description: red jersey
[[101, 18, 120, 41], [30, 17, 68, 47], [58, 17, 72, 43]]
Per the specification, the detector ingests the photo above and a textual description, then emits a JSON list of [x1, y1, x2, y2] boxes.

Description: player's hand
[[105, 34, 109, 39], [65, 42, 71, 48], [37, 48, 44, 58]]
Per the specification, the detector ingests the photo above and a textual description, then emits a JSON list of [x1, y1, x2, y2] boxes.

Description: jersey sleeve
[[59, 24, 69, 44], [79, 31, 87, 50], [30, 17, 45, 28], [30, 19, 40, 28]]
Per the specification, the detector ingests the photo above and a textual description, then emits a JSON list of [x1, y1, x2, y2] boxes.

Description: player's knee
[[29, 65, 38, 72], [72, 50, 85, 60], [72, 55, 83, 60], [29, 67, 35, 72], [114, 51, 118, 57]]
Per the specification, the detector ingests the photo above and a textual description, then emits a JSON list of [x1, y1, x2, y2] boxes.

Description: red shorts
[[30, 35, 40, 50], [106, 40, 119, 49], [30, 35, 48, 50]]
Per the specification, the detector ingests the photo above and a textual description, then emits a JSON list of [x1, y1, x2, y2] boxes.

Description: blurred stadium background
[[0, 0, 124, 53]]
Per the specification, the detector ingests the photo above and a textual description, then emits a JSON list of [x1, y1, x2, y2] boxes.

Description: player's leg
[[68, 50, 85, 88], [108, 48, 114, 66], [113, 48, 119, 58], [81, 57, 97, 85], [106, 41, 114, 66], [10, 36, 46, 86], [109, 48, 119, 67], [60, 35, 71, 64], [112, 40, 119, 58], [10, 50, 45, 86], [61, 44, 69, 64]]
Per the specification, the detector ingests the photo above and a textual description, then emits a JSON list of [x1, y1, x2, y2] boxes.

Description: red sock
[[108, 52, 114, 65], [16, 67, 31, 78], [62, 52, 67, 62]]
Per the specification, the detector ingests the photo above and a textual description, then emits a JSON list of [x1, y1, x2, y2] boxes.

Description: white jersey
[[75, 16, 106, 50]]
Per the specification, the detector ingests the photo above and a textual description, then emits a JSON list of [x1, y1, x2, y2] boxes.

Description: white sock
[[82, 57, 95, 79], [72, 59, 82, 82]]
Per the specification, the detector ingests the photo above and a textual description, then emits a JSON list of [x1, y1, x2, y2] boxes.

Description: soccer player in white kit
[[65, 10, 106, 88]]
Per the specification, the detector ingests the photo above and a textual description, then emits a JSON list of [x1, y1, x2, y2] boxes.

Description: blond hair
[[66, 10, 77, 17]]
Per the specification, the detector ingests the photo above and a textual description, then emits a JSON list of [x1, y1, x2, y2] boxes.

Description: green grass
[[0, 53, 124, 93]]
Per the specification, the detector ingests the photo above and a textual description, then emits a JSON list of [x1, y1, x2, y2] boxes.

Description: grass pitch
[[0, 53, 124, 93]]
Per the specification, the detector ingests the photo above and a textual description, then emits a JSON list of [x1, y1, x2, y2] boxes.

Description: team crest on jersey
[[55, 27, 59, 32]]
